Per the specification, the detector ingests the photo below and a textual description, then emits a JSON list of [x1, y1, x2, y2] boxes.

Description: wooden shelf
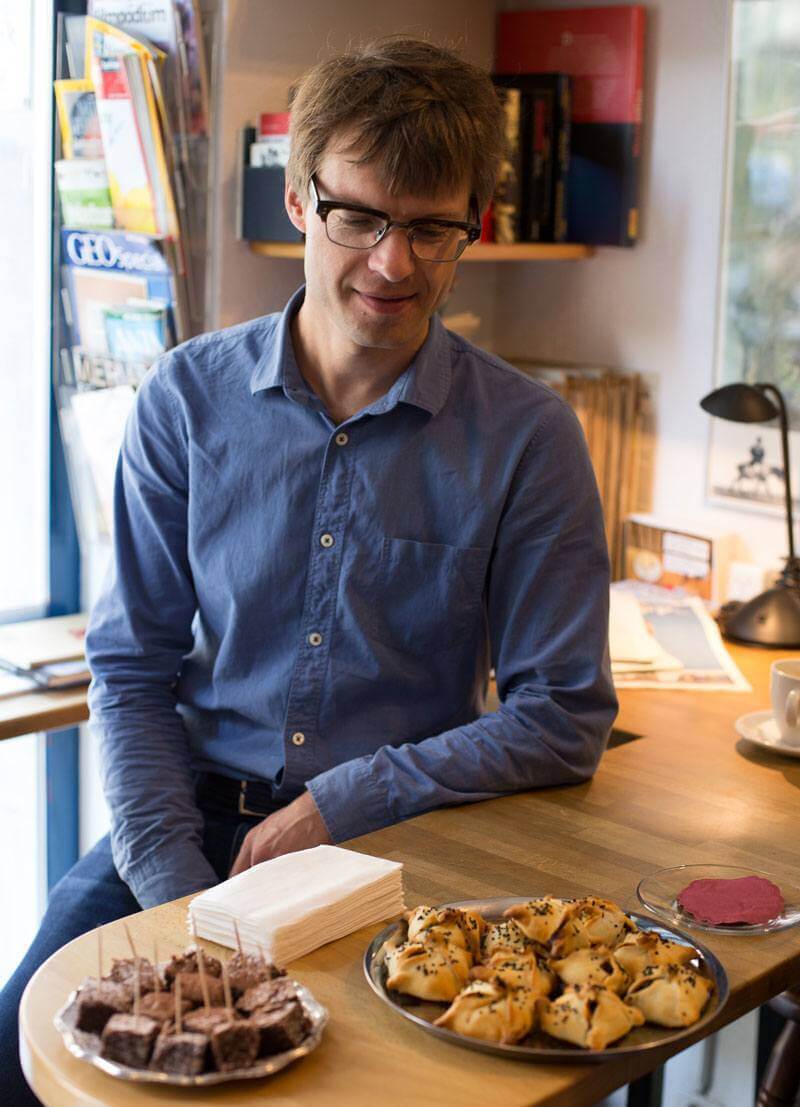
[[248, 241, 595, 262]]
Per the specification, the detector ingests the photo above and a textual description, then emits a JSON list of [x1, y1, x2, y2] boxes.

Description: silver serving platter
[[54, 981, 328, 1086], [364, 897, 728, 1063]]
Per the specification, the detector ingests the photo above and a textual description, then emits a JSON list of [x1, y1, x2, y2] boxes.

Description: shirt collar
[[250, 285, 451, 417]]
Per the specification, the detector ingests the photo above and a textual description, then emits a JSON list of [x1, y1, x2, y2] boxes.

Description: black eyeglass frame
[[308, 175, 482, 262]]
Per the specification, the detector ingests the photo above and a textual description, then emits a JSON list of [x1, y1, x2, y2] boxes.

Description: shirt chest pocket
[[366, 537, 491, 656]]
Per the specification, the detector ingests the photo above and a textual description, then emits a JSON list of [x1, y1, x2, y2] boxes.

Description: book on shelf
[[493, 85, 523, 244], [492, 73, 571, 243], [0, 614, 90, 691], [496, 5, 646, 247], [250, 112, 291, 168]]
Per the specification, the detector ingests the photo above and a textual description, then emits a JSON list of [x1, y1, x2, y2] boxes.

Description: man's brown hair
[[286, 36, 504, 213]]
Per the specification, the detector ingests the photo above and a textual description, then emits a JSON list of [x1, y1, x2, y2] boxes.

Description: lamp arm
[[759, 383, 796, 562]]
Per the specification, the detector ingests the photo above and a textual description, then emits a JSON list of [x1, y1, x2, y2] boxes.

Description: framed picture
[[707, 419, 800, 517]]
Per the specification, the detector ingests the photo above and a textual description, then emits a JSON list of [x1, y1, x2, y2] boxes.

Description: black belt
[[196, 772, 282, 818]]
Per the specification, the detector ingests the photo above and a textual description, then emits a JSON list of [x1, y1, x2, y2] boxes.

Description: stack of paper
[[0, 614, 90, 693], [609, 588, 682, 675], [188, 845, 405, 964]]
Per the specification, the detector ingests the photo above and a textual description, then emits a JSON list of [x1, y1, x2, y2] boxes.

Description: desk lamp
[[700, 381, 800, 646]]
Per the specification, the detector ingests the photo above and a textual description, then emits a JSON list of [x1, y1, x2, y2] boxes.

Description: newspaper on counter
[[610, 582, 751, 691]]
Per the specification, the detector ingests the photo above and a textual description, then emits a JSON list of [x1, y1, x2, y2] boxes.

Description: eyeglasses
[[308, 175, 481, 262]]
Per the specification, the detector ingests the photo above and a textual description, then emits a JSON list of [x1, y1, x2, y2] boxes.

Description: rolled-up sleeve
[[86, 359, 217, 908], [307, 400, 617, 843]]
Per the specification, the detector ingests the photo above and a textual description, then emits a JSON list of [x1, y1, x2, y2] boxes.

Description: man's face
[[286, 144, 471, 358]]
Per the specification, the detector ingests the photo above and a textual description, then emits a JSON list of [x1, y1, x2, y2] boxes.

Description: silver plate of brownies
[[54, 946, 329, 1086]]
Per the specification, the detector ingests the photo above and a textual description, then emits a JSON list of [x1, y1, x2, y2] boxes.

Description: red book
[[259, 112, 291, 137], [496, 6, 645, 246]]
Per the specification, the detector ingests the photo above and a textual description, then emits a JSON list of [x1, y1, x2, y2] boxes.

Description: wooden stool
[[757, 988, 800, 1107]]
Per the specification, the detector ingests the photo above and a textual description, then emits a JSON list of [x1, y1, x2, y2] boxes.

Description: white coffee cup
[[770, 658, 800, 746]]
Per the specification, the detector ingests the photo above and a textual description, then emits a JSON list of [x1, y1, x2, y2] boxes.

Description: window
[[0, 2, 51, 617], [0, 0, 54, 984], [709, 0, 800, 514]]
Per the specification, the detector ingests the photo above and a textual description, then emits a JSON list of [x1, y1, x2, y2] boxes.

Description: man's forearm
[[93, 685, 217, 908], [307, 681, 616, 844]]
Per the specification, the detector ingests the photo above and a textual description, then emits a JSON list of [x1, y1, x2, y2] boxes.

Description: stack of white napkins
[[188, 845, 405, 964]]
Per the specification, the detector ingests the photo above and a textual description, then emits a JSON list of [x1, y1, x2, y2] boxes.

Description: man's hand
[[229, 790, 332, 876]]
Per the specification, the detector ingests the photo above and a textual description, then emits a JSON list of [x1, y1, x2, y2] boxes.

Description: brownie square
[[138, 991, 191, 1024], [74, 979, 132, 1034], [151, 1027, 209, 1075], [109, 957, 159, 994], [226, 952, 279, 997], [100, 1013, 160, 1068], [209, 1019, 259, 1072], [173, 972, 225, 1008], [236, 976, 297, 1017], [163, 948, 222, 986], [250, 1000, 310, 1055], [183, 1006, 233, 1035]]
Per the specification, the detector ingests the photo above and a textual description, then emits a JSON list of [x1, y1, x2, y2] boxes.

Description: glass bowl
[[637, 864, 800, 935]]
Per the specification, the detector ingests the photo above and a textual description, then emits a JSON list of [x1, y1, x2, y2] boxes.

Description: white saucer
[[735, 709, 800, 758]]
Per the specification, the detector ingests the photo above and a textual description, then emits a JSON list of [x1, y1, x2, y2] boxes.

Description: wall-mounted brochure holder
[[237, 126, 302, 243]]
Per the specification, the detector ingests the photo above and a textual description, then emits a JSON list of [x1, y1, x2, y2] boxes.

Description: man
[[1, 36, 616, 1105]]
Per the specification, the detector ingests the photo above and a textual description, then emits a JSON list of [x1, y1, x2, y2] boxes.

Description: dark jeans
[[0, 796, 269, 1107]]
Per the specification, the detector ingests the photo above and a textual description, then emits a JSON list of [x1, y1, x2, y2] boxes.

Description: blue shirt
[[87, 286, 617, 908]]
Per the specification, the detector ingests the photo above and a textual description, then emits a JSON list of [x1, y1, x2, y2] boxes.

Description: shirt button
[[291, 732, 305, 746], [308, 631, 323, 647], [320, 533, 334, 548], [335, 432, 349, 446]]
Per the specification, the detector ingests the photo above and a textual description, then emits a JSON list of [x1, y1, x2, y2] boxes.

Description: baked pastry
[[503, 897, 575, 945], [550, 898, 635, 957], [549, 947, 629, 995], [537, 985, 645, 1050], [406, 906, 484, 959], [434, 978, 537, 1044], [383, 937, 471, 1001], [481, 919, 533, 960], [470, 952, 555, 997], [626, 964, 714, 1027], [613, 930, 696, 979]]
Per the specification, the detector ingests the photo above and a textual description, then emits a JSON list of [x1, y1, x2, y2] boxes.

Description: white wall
[[493, 0, 787, 571]]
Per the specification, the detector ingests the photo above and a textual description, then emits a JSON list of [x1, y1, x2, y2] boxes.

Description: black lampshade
[[699, 379, 800, 647], [700, 383, 779, 424]]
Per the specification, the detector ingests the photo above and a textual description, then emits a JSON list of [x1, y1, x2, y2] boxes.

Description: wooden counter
[[0, 685, 88, 742], [19, 644, 800, 1105]]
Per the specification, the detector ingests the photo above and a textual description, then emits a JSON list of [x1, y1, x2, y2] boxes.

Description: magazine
[[60, 228, 182, 355], [54, 78, 104, 158], [88, 0, 208, 137]]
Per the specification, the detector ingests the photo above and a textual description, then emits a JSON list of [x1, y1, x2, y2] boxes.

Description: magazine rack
[[52, 3, 220, 552]]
